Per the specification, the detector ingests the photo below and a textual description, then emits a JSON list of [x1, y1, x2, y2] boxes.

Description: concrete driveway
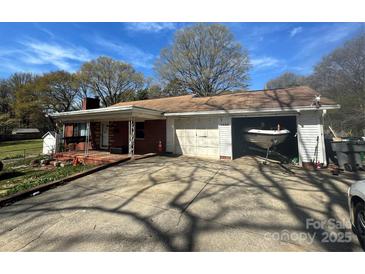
[[0, 155, 362, 251]]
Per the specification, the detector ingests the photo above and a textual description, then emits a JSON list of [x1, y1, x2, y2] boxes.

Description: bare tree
[[308, 33, 365, 135], [74, 71, 91, 109], [162, 79, 189, 97], [79, 56, 145, 106], [265, 72, 306, 89], [40, 71, 81, 112], [7, 72, 34, 91], [155, 24, 251, 97]]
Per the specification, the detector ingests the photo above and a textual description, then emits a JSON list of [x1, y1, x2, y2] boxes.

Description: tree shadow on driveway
[[0, 156, 361, 251]]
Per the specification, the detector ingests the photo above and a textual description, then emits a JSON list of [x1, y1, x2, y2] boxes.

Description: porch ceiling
[[49, 105, 164, 122]]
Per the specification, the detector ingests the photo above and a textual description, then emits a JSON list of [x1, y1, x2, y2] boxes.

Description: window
[[73, 123, 87, 137], [136, 122, 145, 139], [73, 124, 79, 137], [79, 123, 87, 136]]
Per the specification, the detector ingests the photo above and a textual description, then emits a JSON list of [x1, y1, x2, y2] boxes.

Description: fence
[[0, 145, 43, 161], [0, 134, 42, 142], [0, 124, 49, 141]]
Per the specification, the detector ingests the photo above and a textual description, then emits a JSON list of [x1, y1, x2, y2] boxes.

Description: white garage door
[[175, 117, 219, 158]]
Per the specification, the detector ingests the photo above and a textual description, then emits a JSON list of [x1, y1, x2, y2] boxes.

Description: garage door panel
[[197, 137, 219, 147], [197, 146, 219, 156], [207, 129, 219, 137], [185, 138, 196, 146], [196, 129, 207, 137], [182, 146, 196, 155], [185, 131, 196, 138], [175, 118, 219, 158], [176, 129, 185, 137], [175, 142, 183, 154]]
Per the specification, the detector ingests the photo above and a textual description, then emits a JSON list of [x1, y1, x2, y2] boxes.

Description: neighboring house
[[12, 128, 40, 135], [50, 86, 340, 168], [10, 128, 41, 140]]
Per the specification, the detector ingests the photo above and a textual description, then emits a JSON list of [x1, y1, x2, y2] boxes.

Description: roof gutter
[[49, 105, 163, 121], [49, 103, 340, 120], [163, 104, 341, 117]]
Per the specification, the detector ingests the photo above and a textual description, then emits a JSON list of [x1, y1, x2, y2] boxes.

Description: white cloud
[[251, 56, 281, 69], [0, 39, 93, 73], [290, 27, 303, 37], [320, 24, 360, 43], [33, 23, 55, 38], [94, 36, 155, 69], [293, 23, 363, 60], [0, 57, 27, 72], [125, 22, 177, 32], [0, 55, 46, 75], [21, 40, 92, 71]]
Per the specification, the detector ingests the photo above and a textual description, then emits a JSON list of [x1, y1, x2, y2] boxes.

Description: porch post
[[84, 121, 90, 157], [128, 117, 135, 157], [62, 123, 65, 152]]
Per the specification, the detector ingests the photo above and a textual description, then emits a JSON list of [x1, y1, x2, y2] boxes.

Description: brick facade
[[63, 120, 166, 154], [109, 121, 128, 149], [90, 122, 101, 150], [135, 120, 166, 154], [64, 122, 100, 151]]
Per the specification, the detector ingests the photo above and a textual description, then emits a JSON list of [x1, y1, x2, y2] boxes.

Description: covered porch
[[50, 105, 166, 160]]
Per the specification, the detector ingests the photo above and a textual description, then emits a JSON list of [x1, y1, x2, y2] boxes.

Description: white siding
[[166, 117, 175, 153], [218, 116, 232, 158], [297, 110, 326, 165], [174, 117, 219, 159], [42, 133, 56, 155]]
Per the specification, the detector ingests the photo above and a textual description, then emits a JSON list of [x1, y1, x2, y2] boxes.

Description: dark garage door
[[232, 116, 299, 161]]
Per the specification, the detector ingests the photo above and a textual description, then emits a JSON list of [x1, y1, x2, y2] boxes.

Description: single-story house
[[49, 86, 340, 167]]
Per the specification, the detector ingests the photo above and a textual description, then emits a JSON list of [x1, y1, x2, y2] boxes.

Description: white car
[[348, 180, 365, 250]]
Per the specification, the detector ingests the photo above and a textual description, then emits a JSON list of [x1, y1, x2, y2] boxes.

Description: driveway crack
[[14, 210, 80, 251], [180, 168, 221, 216]]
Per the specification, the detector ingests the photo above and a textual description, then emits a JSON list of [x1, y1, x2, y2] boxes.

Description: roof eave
[[49, 105, 164, 122], [163, 104, 341, 117]]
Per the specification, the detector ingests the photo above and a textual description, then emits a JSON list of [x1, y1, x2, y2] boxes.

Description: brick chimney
[[82, 97, 100, 110]]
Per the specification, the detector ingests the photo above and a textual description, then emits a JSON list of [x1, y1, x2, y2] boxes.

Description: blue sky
[[0, 22, 363, 90]]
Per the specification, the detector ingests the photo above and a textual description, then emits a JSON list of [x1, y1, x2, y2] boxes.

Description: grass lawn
[[0, 160, 94, 197], [0, 139, 42, 160]]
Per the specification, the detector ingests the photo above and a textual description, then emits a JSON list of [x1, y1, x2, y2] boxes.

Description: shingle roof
[[112, 86, 338, 113]]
